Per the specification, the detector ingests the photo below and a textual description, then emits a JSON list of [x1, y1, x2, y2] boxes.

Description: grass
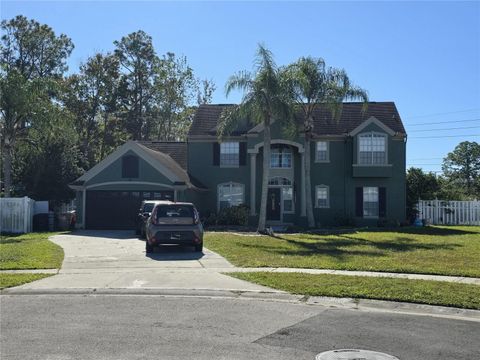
[[229, 272, 480, 310], [0, 273, 53, 289], [0, 232, 64, 270], [205, 226, 480, 277]]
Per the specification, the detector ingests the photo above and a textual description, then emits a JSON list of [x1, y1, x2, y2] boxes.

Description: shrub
[[216, 204, 250, 226]]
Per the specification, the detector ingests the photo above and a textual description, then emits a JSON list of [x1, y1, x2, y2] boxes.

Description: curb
[[2, 287, 479, 322]]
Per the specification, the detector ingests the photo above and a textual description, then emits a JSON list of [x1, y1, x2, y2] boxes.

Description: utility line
[[409, 134, 480, 139], [405, 118, 480, 126], [405, 108, 480, 119], [408, 125, 480, 132]]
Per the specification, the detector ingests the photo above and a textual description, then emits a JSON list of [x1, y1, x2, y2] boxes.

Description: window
[[363, 187, 379, 217], [220, 142, 239, 167], [271, 146, 292, 168], [122, 155, 139, 178], [358, 133, 387, 165], [282, 187, 293, 212], [218, 182, 244, 210], [316, 185, 329, 208], [316, 141, 329, 162]]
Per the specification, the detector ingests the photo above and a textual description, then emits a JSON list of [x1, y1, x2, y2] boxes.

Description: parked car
[[145, 201, 203, 253], [136, 200, 162, 238]]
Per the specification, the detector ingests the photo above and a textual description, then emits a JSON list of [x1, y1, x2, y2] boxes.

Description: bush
[[217, 204, 249, 226]]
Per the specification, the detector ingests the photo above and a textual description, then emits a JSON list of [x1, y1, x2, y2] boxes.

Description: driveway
[[15, 230, 274, 292]]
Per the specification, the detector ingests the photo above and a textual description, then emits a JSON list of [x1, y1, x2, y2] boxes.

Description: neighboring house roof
[[188, 102, 406, 137]]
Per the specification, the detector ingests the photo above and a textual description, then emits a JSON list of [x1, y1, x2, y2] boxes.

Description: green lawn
[[205, 226, 480, 277], [0, 232, 64, 270], [229, 272, 480, 310], [0, 273, 53, 289]]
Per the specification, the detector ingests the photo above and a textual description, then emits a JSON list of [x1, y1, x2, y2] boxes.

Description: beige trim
[[349, 116, 396, 136]]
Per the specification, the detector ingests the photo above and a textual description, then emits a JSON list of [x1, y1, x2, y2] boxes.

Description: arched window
[[217, 182, 244, 210]]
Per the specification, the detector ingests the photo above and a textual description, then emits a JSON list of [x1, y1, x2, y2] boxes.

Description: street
[[1, 294, 478, 360]]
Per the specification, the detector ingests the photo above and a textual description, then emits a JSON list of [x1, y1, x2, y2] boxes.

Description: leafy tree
[[218, 45, 291, 233], [406, 167, 440, 220], [14, 106, 81, 205], [63, 53, 120, 168], [282, 57, 368, 227], [114, 30, 158, 140], [197, 78, 216, 105], [442, 141, 480, 199], [153, 53, 199, 141], [0, 15, 73, 196]]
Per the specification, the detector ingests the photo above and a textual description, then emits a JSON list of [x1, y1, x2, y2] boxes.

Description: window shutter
[[379, 187, 387, 218], [213, 142, 220, 166], [355, 187, 363, 217], [239, 142, 247, 166]]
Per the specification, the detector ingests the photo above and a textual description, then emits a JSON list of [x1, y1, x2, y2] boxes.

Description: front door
[[266, 188, 281, 221]]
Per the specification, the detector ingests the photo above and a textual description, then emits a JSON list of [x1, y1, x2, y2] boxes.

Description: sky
[[2, 0, 479, 174]]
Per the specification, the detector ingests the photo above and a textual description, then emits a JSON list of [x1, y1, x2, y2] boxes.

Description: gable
[[86, 150, 173, 186]]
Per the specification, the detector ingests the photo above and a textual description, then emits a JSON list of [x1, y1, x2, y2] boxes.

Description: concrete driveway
[[15, 230, 274, 292]]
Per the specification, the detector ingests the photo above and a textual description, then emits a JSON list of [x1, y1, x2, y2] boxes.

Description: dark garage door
[[85, 190, 174, 230]]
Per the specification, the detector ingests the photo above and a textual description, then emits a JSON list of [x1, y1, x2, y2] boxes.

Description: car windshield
[[156, 205, 194, 219], [143, 203, 155, 213]]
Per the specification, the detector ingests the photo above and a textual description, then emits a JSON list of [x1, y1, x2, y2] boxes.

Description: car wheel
[[146, 241, 154, 253], [194, 244, 203, 252]]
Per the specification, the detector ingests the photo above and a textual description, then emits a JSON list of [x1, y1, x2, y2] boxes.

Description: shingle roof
[[188, 102, 406, 137], [137, 141, 188, 170]]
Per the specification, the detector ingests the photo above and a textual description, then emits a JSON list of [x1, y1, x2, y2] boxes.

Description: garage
[[85, 190, 174, 230], [70, 141, 204, 230]]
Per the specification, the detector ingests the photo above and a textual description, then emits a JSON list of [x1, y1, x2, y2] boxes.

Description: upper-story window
[[271, 146, 292, 168], [122, 155, 139, 178], [316, 141, 329, 162], [220, 142, 239, 167], [358, 132, 387, 165]]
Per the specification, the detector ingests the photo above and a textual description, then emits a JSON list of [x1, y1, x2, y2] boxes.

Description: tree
[[282, 57, 368, 227], [197, 78, 216, 105], [0, 15, 73, 196], [442, 141, 480, 199], [153, 53, 199, 141], [14, 106, 81, 205], [63, 53, 120, 168], [218, 45, 291, 233], [114, 31, 158, 140], [406, 167, 440, 220]]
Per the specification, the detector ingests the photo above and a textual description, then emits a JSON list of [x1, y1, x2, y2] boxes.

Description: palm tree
[[218, 45, 291, 233], [283, 57, 368, 228]]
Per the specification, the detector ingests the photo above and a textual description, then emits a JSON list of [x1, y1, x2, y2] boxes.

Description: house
[[70, 102, 407, 229]]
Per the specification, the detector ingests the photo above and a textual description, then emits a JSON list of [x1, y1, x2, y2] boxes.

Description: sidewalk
[[3, 266, 479, 285]]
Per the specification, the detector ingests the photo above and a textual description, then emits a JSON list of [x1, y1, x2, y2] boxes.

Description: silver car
[[145, 201, 204, 253]]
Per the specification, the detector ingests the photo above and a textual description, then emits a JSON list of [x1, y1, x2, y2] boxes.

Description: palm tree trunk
[[257, 122, 271, 233], [304, 135, 315, 228], [2, 144, 12, 197]]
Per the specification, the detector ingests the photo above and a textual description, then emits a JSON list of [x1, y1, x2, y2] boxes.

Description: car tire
[[194, 244, 203, 252], [146, 241, 154, 254]]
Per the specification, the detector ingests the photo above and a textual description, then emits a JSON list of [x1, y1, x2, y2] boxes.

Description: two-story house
[[70, 102, 406, 229]]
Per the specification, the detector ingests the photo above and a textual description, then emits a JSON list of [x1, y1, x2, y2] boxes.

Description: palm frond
[[225, 71, 252, 97]]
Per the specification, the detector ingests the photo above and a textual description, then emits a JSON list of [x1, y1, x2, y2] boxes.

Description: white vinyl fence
[[0, 197, 35, 233], [416, 199, 480, 225]]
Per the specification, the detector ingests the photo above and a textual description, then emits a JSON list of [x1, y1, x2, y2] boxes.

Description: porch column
[[250, 153, 256, 215], [300, 152, 306, 216], [82, 188, 86, 229]]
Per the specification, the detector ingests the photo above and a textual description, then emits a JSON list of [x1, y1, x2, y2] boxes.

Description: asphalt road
[[1, 295, 478, 360]]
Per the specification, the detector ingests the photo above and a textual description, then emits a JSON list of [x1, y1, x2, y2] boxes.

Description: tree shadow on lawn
[[244, 235, 462, 260]]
